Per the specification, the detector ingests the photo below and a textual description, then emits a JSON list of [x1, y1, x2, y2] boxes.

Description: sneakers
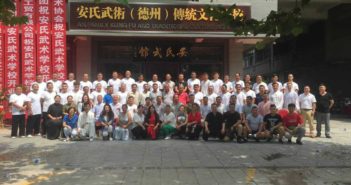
[[237, 137, 243, 143], [21, 136, 26, 138], [296, 139, 303, 145], [326, 135, 332, 139], [11, 136, 16, 139], [109, 137, 113, 141], [27, 135, 32, 138], [223, 136, 231, 142], [279, 139, 284, 144], [316, 133, 321, 137], [266, 137, 272, 142], [288, 139, 292, 143], [37, 133, 41, 136], [164, 136, 171, 140], [89, 138, 94, 142]]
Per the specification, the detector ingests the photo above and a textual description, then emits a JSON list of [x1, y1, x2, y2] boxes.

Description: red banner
[[52, 0, 66, 81], [4, 0, 20, 94], [0, 23, 4, 90], [37, 0, 52, 82], [21, 0, 36, 89]]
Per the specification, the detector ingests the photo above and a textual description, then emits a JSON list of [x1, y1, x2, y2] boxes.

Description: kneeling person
[[203, 103, 225, 141], [63, 107, 78, 141], [77, 103, 96, 141], [262, 104, 285, 143], [283, 103, 305, 145], [244, 106, 264, 141], [223, 104, 242, 142]]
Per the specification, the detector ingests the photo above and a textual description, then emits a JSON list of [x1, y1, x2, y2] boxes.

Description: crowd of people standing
[[9, 70, 334, 145]]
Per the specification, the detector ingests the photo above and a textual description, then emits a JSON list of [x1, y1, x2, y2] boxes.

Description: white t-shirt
[[210, 79, 223, 94], [31, 82, 47, 94], [64, 80, 76, 92], [224, 81, 234, 92], [108, 78, 121, 94], [200, 80, 211, 96], [187, 78, 201, 93], [232, 80, 245, 90], [207, 93, 218, 105], [283, 82, 299, 93], [284, 91, 300, 109], [92, 80, 108, 90], [299, 93, 316, 110], [269, 91, 284, 110], [9, 93, 27, 115], [133, 113, 145, 129], [148, 81, 162, 91], [41, 91, 56, 112], [80, 81, 93, 91], [127, 104, 138, 118], [233, 91, 246, 106], [110, 103, 122, 117], [71, 90, 83, 105], [253, 82, 268, 94], [244, 89, 256, 99], [268, 82, 283, 93], [91, 90, 106, 105], [194, 91, 204, 105], [27, 92, 42, 115], [221, 92, 231, 107], [136, 81, 147, 93], [200, 104, 211, 119], [117, 91, 128, 104], [163, 112, 176, 127], [121, 77, 136, 92], [47, 80, 62, 93], [162, 81, 175, 91], [58, 92, 72, 105]]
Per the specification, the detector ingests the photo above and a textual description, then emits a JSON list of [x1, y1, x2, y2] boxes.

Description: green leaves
[[0, 0, 28, 26]]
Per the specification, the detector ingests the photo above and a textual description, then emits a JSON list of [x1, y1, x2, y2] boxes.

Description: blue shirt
[[103, 94, 113, 105], [63, 114, 78, 129]]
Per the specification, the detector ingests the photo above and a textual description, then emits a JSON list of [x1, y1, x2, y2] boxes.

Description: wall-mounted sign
[[69, 2, 251, 32]]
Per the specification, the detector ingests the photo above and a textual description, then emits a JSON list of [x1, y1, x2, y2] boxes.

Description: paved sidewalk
[[0, 118, 351, 185]]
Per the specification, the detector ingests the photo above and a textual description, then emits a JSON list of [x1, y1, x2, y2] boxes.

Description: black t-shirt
[[205, 112, 223, 131], [223, 111, 241, 128], [263, 114, 282, 130], [255, 93, 264, 105], [316, 92, 333, 113]]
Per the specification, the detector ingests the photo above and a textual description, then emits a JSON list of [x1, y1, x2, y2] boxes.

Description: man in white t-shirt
[[41, 82, 57, 136], [268, 74, 283, 93], [64, 73, 76, 92], [117, 83, 129, 104], [148, 74, 163, 91], [223, 75, 234, 93], [58, 83, 72, 105], [92, 73, 108, 91], [252, 75, 268, 94], [269, 82, 284, 110], [193, 84, 204, 105], [136, 74, 147, 93], [207, 85, 217, 105], [71, 82, 83, 105], [283, 82, 299, 110], [299, 85, 317, 136], [9, 86, 28, 138], [187, 71, 201, 94], [108, 71, 121, 94], [232, 73, 245, 91], [121, 70, 135, 92], [283, 73, 299, 93], [162, 73, 175, 92], [92, 83, 106, 105], [80, 73, 93, 91], [220, 85, 231, 107], [243, 82, 256, 102], [211, 72, 223, 95], [200, 72, 211, 96], [27, 83, 42, 137], [31, 74, 47, 93], [233, 84, 246, 107], [47, 73, 62, 93]]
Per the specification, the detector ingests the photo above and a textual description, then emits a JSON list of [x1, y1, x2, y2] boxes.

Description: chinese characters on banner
[[4, 0, 20, 94], [52, 0, 67, 81], [138, 46, 189, 59], [37, 0, 52, 82], [21, 0, 36, 89], [0, 23, 4, 90]]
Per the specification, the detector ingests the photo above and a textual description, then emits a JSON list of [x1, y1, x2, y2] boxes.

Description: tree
[[0, 0, 27, 25]]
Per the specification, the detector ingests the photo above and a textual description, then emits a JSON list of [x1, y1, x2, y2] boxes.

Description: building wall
[[75, 36, 92, 81], [228, 39, 244, 77]]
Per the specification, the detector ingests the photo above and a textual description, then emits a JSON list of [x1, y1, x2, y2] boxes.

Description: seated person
[[77, 103, 96, 141], [262, 104, 285, 143], [114, 104, 132, 141], [223, 104, 242, 142], [160, 105, 176, 139], [98, 104, 114, 141], [46, 95, 64, 140], [144, 105, 161, 140], [203, 103, 225, 141], [244, 106, 264, 142], [283, 103, 305, 145], [131, 105, 147, 140], [63, 107, 78, 141], [174, 105, 188, 139], [185, 103, 202, 140]]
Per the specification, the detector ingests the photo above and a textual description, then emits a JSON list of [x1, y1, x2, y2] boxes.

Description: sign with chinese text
[[21, 0, 36, 89], [4, 0, 20, 94], [52, 0, 67, 81], [135, 45, 190, 61], [69, 3, 251, 32], [37, 0, 52, 82], [0, 23, 4, 90]]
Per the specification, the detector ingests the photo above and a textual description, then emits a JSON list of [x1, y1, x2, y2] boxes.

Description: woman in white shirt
[[160, 105, 176, 139]]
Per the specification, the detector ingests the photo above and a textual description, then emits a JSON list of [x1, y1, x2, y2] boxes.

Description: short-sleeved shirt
[[205, 112, 223, 130], [316, 92, 333, 113], [242, 104, 257, 117], [27, 92, 42, 115], [9, 93, 27, 115], [47, 103, 64, 118], [188, 112, 201, 125], [223, 111, 241, 128], [246, 114, 263, 131], [63, 114, 78, 128], [263, 114, 282, 130], [283, 113, 303, 128], [299, 93, 316, 109]]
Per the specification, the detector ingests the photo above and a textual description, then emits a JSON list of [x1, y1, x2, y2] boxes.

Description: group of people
[[9, 70, 334, 145]]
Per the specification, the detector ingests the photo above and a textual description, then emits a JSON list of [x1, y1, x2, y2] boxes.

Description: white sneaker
[[37, 133, 41, 136], [27, 135, 32, 138], [11, 136, 16, 139], [165, 136, 171, 140], [109, 137, 113, 141], [21, 136, 26, 138], [89, 138, 94, 142]]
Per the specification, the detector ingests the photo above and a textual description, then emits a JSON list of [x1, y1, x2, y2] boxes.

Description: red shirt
[[283, 112, 303, 127], [178, 92, 189, 105], [149, 113, 156, 125], [188, 112, 201, 125], [278, 109, 289, 120]]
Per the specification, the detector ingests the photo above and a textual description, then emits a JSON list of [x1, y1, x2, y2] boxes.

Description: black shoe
[[296, 140, 303, 145], [266, 137, 272, 142], [288, 139, 292, 143], [326, 135, 332, 139], [255, 138, 260, 142], [237, 137, 243, 143], [279, 139, 283, 144], [243, 138, 248, 143], [316, 134, 321, 137]]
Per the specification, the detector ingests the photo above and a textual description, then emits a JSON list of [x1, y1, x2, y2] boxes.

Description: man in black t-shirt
[[262, 104, 285, 143], [223, 104, 242, 142], [203, 103, 224, 141], [316, 84, 334, 138]]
